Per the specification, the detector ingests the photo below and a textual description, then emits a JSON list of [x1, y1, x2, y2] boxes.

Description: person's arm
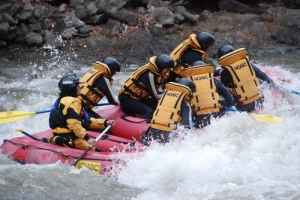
[[252, 63, 274, 84], [139, 72, 162, 100], [214, 69, 221, 77], [215, 78, 235, 107], [219, 69, 233, 88], [66, 99, 90, 140], [181, 100, 193, 129], [94, 77, 119, 105], [181, 48, 204, 65]]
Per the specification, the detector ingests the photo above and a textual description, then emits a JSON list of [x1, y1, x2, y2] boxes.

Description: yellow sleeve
[[89, 117, 106, 129], [66, 118, 88, 139], [66, 99, 88, 139]]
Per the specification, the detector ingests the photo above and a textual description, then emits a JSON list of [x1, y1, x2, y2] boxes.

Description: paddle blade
[[250, 113, 283, 124], [0, 111, 36, 124]]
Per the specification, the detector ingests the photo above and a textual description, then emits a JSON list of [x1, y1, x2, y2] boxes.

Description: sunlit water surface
[[0, 52, 299, 200]]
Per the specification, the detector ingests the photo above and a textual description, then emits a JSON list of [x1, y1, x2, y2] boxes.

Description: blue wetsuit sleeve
[[215, 78, 235, 107], [252, 64, 274, 84], [181, 100, 193, 129]]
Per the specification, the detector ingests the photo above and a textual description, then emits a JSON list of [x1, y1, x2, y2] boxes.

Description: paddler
[[216, 45, 275, 112], [44, 74, 115, 151]]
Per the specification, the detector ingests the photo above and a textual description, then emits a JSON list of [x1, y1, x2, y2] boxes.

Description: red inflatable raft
[[0, 105, 149, 176]]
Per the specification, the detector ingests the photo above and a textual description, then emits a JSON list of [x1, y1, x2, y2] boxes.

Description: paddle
[[224, 106, 283, 124], [275, 85, 300, 95], [15, 128, 42, 141], [73, 125, 112, 167], [0, 110, 51, 124], [0, 103, 111, 124]]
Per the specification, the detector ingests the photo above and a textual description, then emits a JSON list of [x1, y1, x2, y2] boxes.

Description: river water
[[0, 51, 300, 200]]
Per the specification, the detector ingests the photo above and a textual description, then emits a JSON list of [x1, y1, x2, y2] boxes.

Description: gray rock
[[218, 0, 249, 13], [101, 19, 122, 36], [182, 12, 198, 24], [53, 18, 67, 34], [9, 3, 22, 16], [15, 23, 29, 43], [49, 11, 65, 21], [8, 26, 17, 40], [78, 26, 93, 34], [26, 32, 43, 45], [40, 19, 52, 30], [61, 27, 77, 40], [86, 2, 97, 17], [27, 23, 41, 33], [75, 5, 87, 20], [43, 29, 63, 49], [59, 4, 67, 12], [0, 3, 13, 12], [2, 12, 18, 26], [85, 14, 108, 25], [70, 0, 84, 8], [71, 20, 85, 29], [173, 13, 185, 24], [33, 6, 49, 21], [0, 40, 7, 47], [0, 22, 10, 39], [15, 7, 32, 21], [153, 7, 174, 25], [136, 7, 146, 15]]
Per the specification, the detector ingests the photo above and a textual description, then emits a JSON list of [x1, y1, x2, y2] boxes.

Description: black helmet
[[217, 45, 234, 59], [155, 54, 174, 72], [192, 60, 205, 66], [178, 78, 196, 92], [196, 32, 215, 51], [58, 74, 82, 97], [102, 57, 121, 74]]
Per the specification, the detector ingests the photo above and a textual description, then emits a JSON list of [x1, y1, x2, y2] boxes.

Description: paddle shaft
[[73, 125, 112, 167], [0, 103, 111, 124], [275, 85, 300, 95], [16, 129, 42, 141]]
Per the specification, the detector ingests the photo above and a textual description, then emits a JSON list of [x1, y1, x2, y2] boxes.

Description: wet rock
[[75, 5, 87, 20], [101, 19, 123, 37], [15, 23, 29, 43], [2, 13, 18, 26], [61, 27, 77, 40], [26, 32, 42, 45], [218, 0, 249, 13], [0, 40, 6, 47], [53, 18, 67, 34], [153, 7, 174, 26], [78, 26, 94, 34], [0, 23, 10, 39]]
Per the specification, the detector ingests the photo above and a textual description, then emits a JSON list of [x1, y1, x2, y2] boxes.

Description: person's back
[[217, 45, 273, 112], [140, 78, 196, 146], [182, 61, 235, 128]]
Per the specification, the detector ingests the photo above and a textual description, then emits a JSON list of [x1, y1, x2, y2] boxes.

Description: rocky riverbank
[[0, 0, 299, 67]]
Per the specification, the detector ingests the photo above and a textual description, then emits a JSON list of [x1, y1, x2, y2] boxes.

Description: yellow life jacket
[[219, 48, 261, 105], [119, 56, 163, 100], [170, 34, 207, 75], [150, 82, 193, 132], [80, 62, 113, 109], [182, 65, 222, 115]]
